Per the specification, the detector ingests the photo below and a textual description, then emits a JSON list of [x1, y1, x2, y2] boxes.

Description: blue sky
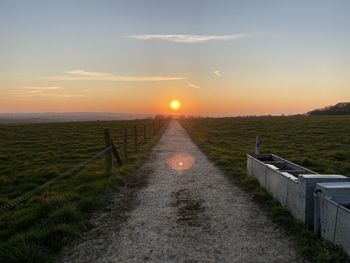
[[0, 0, 349, 115]]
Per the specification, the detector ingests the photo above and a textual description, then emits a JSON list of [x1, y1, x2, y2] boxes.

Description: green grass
[[180, 115, 350, 263], [0, 119, 166, 263]]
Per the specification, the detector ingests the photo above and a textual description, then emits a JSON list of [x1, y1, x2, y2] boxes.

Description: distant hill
[[307, 102, 350, 116], [0, 112, 157, 123]]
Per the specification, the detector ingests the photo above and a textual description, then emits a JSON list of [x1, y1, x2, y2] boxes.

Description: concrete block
[[314, 183, 350, 234], [316, 182, 350, 198], [285, 177, 301, 221], [299, 175, 350, 225], [247, 156, 252, 176], [334, 205, 350, 255], [319, 197, 339, 241], [315, 190, 350, 256], [247, 154, 350, 226], [266, 168, 289, 207], [248, 153, 350, 256], [250, 157, 268, 188]]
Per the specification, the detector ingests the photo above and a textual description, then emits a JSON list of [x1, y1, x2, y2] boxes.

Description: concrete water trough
[[314, 182, 350, 255], [247, 154, 350, 225]]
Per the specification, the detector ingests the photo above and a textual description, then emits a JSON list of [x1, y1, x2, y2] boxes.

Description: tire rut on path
[[60, 120, 304, 263]]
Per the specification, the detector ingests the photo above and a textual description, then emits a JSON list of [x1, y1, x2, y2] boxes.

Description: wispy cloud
[[0, 86, 87, 98], [213, 70, 221, 77], [21, 86, 62, 90], [47, 70, 186, 82], [58, 94, 87, 98], [66, 70, 108, 77], [8, 86, 63, 95], [128, 34, 247, 43], [188, 83, 201, 89]]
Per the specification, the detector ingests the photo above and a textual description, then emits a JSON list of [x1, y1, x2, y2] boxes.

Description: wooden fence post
[[104, 128, 113, 175], [123, 127, 128, 162], [143, 124, 147, 143], [134, 125, 138, 152], [111, 139, 123, 166]]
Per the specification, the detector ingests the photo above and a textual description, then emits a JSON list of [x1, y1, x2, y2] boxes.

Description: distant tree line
[[307, 102, 350, 115]]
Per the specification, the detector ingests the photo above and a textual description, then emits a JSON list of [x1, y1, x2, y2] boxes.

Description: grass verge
[[0, 119, 167, 263], [180, 116, 350, 263]]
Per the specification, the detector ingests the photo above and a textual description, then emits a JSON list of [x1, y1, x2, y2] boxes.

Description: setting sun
[[169, 99, 181, 110]]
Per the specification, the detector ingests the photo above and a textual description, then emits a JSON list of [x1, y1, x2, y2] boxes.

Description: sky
[[0, 0, 349, 116]]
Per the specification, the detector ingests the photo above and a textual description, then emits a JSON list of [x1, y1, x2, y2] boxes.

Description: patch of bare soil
[[172, 189, 204, 227]]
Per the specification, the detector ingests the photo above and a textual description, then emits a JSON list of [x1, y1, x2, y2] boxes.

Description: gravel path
[[60, 120, 304, 263]]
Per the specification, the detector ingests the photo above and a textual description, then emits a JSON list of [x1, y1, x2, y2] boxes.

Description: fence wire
[[0, 118, 168, 213], [0, 145, 112, 212]]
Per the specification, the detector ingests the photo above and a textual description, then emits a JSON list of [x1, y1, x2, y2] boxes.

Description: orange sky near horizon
[[0, 71, 347, 116], [0, 79, 346, 116], [1, 1, 349, 116]]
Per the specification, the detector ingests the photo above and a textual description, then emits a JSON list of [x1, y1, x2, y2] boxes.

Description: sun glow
[[166, 153, 195, 172], [169, 99, 181, 110]]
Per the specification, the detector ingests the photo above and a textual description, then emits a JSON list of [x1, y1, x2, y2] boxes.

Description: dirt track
[[60, 120, 303, 262]]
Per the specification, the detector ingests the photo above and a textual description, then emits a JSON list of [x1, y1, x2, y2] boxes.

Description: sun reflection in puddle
[[166, 153, 195, 172]]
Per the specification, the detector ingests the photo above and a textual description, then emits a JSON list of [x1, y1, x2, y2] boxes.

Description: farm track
[[60, 120, 304, 263]]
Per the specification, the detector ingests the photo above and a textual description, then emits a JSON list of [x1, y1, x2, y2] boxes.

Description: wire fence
[[0, 117, 168, 212]]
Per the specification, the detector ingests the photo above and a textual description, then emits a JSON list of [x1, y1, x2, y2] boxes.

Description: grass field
[[181, 115, 350, 263], [0, 119, 166, 263]]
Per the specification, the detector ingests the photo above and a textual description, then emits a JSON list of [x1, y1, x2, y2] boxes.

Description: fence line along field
[[0, 117, 167, 262], [180, 115, 350, 263]]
